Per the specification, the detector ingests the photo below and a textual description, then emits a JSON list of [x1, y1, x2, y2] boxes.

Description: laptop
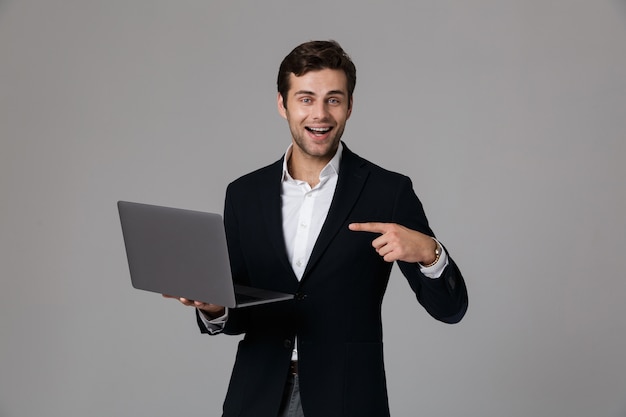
[[117, 201, 293, 308]]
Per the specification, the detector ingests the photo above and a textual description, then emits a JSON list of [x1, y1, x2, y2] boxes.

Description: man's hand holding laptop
[[162, 294, 226, 320]]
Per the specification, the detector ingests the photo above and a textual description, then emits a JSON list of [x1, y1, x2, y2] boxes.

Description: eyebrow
[[293, 90, 347, 96]]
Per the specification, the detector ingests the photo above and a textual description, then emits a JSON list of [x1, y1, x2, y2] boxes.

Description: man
[[167, 40, 468, 417]]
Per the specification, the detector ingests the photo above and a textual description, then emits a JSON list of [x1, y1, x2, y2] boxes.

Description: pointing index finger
[[348, 222, 390, 234]]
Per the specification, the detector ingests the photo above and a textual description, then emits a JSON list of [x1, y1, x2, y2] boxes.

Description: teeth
[[308, 127, 330, 132]]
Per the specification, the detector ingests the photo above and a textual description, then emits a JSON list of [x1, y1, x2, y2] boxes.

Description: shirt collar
[[282, 142, 343, 183]]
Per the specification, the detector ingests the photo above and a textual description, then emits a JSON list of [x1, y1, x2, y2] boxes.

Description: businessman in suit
[[167, 40, 468, 417]]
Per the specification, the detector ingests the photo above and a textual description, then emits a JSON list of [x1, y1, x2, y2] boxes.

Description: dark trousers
[[278, 374, 304, 417]]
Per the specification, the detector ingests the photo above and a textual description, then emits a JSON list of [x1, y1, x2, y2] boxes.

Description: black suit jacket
[[198, 144, 468, 417]]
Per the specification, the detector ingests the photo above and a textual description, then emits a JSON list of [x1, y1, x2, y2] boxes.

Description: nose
[[311, 101, 329, 120]]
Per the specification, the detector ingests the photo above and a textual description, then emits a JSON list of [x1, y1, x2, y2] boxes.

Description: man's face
[[278, 68, 352, 165]]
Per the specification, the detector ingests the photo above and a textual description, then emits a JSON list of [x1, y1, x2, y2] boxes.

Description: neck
[[287, 156, 324, 188]]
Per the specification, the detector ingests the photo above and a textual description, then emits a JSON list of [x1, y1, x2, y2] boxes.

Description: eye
[[300, 97, 312, 104], [328, 98, 340, 105]]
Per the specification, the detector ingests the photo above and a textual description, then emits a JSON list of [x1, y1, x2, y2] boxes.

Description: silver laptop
[[118, 201, 293, 308]]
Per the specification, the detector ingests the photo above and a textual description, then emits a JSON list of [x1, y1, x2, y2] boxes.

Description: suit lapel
[[258, 145, 370, 284], [256, 158, 298, 280], [302, 145, 369, 281]]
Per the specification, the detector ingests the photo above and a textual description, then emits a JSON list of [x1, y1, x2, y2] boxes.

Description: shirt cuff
[[198, 307, 229, 335]]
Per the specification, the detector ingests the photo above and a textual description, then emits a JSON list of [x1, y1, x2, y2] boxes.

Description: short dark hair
[[277, 40, 357, 107]]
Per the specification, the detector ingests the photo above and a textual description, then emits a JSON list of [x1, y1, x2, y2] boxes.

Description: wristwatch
[[421, 241, 441, 268]]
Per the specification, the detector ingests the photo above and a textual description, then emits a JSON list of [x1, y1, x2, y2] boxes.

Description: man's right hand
[[162, 294, 226, 320]]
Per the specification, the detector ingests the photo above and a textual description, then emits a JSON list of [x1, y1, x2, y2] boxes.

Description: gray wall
[[1, 1, 625, 416]]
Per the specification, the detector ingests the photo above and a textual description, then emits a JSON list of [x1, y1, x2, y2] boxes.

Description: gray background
[[1, 0, 625, 416]]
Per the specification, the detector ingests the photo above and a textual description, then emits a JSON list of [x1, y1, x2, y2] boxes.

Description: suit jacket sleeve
[[393, 177, 468, 323]]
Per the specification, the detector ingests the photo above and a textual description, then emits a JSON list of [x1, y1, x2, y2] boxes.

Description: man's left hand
[[348, 222, 438, 264]]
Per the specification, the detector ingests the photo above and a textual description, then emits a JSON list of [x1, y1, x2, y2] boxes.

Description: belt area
[[290, 360, 298, 375]]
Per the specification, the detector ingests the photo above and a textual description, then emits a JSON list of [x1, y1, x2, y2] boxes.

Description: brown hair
[[277, 40, 356, 107]]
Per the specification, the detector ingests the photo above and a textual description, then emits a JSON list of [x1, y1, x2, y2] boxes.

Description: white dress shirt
[[281, 143, 341, 280]]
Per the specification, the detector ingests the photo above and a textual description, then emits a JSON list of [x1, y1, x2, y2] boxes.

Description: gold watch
[[421, 241, 441, 268]]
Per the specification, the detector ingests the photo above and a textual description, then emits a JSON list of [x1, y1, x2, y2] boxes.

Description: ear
[[277, 92, 287, 119], [346, 96, 353, 120]]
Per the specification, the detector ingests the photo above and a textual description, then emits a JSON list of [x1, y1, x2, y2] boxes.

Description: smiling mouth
[[305, 126, 332, 136]]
